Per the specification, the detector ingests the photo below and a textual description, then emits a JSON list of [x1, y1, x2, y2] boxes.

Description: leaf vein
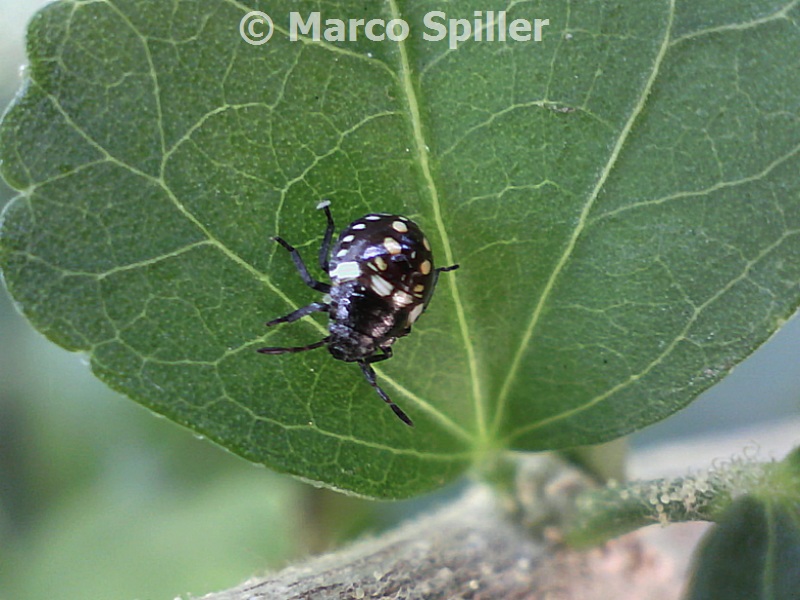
[[590, 142, 800, 224], [490, 0, 677, 437], [670, 0, 800, 47], [389, 0, 485, 441], [506, 226, 800, 441]]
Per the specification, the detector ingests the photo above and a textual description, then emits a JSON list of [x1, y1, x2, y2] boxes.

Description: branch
[[194, 456, 685, 600]]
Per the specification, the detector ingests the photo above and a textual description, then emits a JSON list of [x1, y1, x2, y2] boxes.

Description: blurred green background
[[1, 2, 798, 599]]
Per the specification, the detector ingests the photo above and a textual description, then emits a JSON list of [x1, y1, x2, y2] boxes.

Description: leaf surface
[[2, 0, 800, 497], [686, 448, 800, 600]]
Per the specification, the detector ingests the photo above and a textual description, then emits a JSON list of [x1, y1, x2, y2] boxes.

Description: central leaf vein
[[389, 0, 486, 442]]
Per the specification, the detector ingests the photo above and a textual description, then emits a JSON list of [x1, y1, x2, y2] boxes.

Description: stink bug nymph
[[258, 201, 459, 427]]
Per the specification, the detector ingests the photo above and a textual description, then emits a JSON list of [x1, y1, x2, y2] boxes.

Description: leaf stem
[[565, 453, 787, 547]]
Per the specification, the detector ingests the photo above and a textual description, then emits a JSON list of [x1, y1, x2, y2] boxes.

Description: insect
[[258, 201, 459, 427]]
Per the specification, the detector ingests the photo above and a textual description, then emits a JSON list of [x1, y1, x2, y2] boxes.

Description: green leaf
[[686, 448, 800, 600], [2, 0, 800, 498]]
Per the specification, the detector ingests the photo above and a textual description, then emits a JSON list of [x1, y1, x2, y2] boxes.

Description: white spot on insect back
[[408, 303, 424, 325], [420, 260, 432, 275], [392, 220, 408, 233], [330, 261, 361, 281], [342, 234, 355, 243], [352, 223, 366, 230], [370, 274, 393, 296], [365, 214, 381, 220], [384, 237, 402, 255], [393, 290, 414, 307]]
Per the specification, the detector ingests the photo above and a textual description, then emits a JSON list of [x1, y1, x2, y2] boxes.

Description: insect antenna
[[358, 361, 414, 427]]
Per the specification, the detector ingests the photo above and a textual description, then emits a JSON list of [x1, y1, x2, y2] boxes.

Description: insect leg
[[316, 200, 335, 273], [257, 337, 330, 355], [272, 236, 331, 293], [358, 360, 413, 427], [429, 263, 460, 295], [265, 302, 329, 327], [364, 346, 393, 364]]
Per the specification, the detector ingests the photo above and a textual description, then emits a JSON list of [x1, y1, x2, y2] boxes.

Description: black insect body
[[258, 201, 459, 427]]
